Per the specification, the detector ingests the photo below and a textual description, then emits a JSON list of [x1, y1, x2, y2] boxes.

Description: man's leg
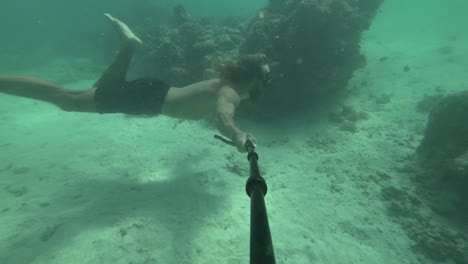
[[0, 76, 96, 112], [92, 13, 142, 90], [0, 14, 141, 113]]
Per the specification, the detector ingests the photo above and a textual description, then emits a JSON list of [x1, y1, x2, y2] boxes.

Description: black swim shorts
[[94, 77, 170, 115]]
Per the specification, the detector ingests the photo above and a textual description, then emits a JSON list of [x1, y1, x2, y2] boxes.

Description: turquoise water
[[0, 0, 266, 63], [0, 0, 467, 263]]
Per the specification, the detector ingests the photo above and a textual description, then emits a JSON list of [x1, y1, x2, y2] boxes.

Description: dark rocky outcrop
[[416, 90, 468, 221], [136, 1, 383, 114], [241, 0, 383, 112]]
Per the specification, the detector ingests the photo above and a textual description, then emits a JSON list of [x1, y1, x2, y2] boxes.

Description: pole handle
[[214, 135, 256, 153]]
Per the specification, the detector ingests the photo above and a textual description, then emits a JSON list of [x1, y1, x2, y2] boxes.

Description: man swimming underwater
[[0, 14, 271, 152]]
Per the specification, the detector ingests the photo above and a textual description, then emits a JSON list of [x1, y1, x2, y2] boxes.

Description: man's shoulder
[[217, 84, 241, 105]]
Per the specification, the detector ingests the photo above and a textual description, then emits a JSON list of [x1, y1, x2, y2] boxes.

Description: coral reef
[[241, 0, 383, 112], [135, 5, 245, 87], [134, 1, 383, 113]]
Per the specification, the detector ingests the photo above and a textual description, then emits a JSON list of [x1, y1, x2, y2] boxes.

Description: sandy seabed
[[1, 4, 467, 264]]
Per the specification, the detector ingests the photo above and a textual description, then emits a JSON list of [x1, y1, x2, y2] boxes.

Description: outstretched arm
[[216, 99, 243, 138], [215, 88, 255, 152]]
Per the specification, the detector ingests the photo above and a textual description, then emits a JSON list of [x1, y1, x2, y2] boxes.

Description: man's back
[[162, 79, 240, 121]]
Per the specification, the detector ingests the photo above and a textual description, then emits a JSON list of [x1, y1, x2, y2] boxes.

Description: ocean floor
[[1, 4, 467, 264]]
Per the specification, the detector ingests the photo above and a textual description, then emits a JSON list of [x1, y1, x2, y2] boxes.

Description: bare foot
[[104, 13, 142, 47]]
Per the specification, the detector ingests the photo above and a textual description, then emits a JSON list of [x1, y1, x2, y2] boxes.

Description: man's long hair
[[216, 54, 267, 90]]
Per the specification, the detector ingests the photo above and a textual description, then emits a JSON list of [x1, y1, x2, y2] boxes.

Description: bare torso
[[161, 79, 238, 120]]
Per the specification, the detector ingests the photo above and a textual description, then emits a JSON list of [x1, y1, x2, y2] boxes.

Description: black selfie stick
[[214, 135, 276, 264]]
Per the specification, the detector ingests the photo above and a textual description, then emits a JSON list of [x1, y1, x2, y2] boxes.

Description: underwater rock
[[173, 4, 192, 25], [415, 92, 446, 114], [136, 1, 384, 114], [378, 91, 468, 264], [448, 150, 468, 176], [137, 1, 383, 113], [415, 90, 468, 243], [137, 5, 244, 87], [417, 90, 468, 172], [241, 0, 384, 111]]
